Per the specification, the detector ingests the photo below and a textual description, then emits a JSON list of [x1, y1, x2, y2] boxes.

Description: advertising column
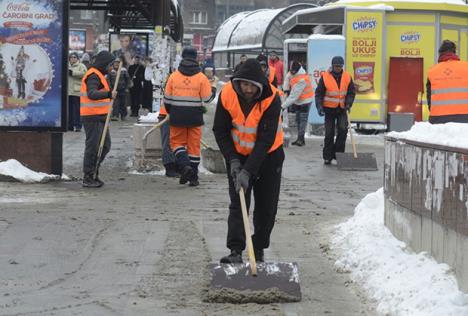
[[346, 9, 384, 123]]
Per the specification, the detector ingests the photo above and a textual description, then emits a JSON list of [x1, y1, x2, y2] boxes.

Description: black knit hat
[[182, 46, 198, 60], [290, 61, 301, 73], [331, 56, 345, 66], [438, 40, 456, 54], [256, 54, 268, 65]]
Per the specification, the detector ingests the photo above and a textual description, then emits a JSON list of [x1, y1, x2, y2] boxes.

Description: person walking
[[142, 57, 154, 112], [128, 55, 144, 116], [427, 40, 468, 124], [257, 54, 277, 87], [80, 51, 117, 188], [108, 59, 130, 121], [163, 46, 214, 187], [315, 56, 356, 165], [281, 61, 314, 146], [68, 52, 87, 132], [269, 51, 284, 88], [213, 58, 284, 263]]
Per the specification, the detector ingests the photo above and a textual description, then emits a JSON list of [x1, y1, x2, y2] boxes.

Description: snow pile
[[138, 112, 159, 123], [332, 188, 468, 316], [387, 122, 468, 149], [0, 159, 60, 183], [308, 34, 346, 40]]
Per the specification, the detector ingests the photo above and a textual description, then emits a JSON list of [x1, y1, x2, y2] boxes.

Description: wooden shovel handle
[[239, 187, 257, 276], [347, 112, 358, 159]]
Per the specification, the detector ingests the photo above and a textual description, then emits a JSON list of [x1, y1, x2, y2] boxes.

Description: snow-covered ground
[[387, 122, 468, 149], [0, 159, 61, 183], [332, 189, 468, 316]]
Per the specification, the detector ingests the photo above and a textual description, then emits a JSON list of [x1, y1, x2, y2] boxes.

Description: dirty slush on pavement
[[0, 116, 382, 315]]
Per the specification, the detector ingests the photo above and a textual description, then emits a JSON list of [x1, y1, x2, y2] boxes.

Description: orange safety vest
[[163, 70, 213, 107], [290, 73, 314, 101], [80, 68, 112, 116], [323, 71, 351, 109], [221, 82, 283, 155], [268, 66, 276, 84], [427, 60, 468, 117], [160, 100, 168, 115]]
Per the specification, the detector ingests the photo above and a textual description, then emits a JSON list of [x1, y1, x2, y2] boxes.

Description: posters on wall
[[69, 29, 86, 52], [109, 33, 148, 66], [0, 0, 66, 130], [346, 11, 383, 97]]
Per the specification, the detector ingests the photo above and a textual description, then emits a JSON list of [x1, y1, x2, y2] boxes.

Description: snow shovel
[[141, 115, 169, 160], [336, 112, 378, 171], [200, 139, 226, 173], [205, 187, 301, 304], [94, 59, 122, 178]]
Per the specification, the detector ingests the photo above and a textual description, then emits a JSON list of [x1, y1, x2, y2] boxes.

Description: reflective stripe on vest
[[221, 82, 283, 155], [163, 71, 212, 108], [428, 60, 468, 117], [290, 73, 314, 102], [80, 68, 111, 116], [322, 71, 351, 109]]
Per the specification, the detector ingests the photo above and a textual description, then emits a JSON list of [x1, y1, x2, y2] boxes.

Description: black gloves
[[158, 114, 167, 122], [68, 69, 73, 76], [235, 169, 251, 193], [345, 104, 352, 112], [229, 159, 242, 180], [317, 106, 324, 117]]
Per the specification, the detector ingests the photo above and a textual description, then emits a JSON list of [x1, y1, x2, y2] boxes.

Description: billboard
[[69, 29, 86, 52], [109, 33, 148, 66], [0, 0, 68, 131]]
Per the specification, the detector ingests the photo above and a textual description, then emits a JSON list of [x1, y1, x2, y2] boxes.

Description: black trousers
[[323, 107, 348, 160], [130, 87, 142, 115], [68, 96, 82, 130], [226, 147, 284, 252], [82, 120, 111, 176], [112, 93, 128, 118]]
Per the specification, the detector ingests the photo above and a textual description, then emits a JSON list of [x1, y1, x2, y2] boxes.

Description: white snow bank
[[332, 188, 468, 316], [387, 122, 468, 149], [308, 34, 346, 40], [0, 159, 60, 183], [138, 112, 159, 123]]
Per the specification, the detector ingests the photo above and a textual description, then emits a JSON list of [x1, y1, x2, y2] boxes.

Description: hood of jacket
[[92, 51, 114, 75], [178, 58, 201, 76], [231, 58, 273, 102], [292, 67, 306, 77]]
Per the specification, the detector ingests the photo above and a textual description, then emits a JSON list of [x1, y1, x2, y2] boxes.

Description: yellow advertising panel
[[461, 31, 468, 61], [346, 10, 384, 122], [441, 28, 459, 49], [386, 13, 435, 24], [387, 24, 436, 120]]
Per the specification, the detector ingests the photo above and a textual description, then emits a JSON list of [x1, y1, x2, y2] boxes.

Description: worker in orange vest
[[257, 54, 278, 87], [163, 47, 214, 186], [80, 51, 117, 188], [315, 56, 356, 165], [427, 40, 468, 124], [213, 59, 284, 264], [282, 61, 314, 146]]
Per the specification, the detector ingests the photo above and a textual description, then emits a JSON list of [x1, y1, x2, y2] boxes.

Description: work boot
[[291, 139, 300, 146], [254, 248, 264, 262], [220, 250, 243, 264], [164, 163, 179, 178], [179, 166, 194, 184], [189, 179, 199, 187], [82, 174, 101, 188], [324, 159, 331, 165], [94, 172, 104, 187]]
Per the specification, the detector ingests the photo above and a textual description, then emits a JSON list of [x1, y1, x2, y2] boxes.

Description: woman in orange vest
[[80, 51, 117, 188], [282, 61, 314, 146], [427, 40, 468, 124], [213, 59, 284, 264], [315, 56, 356, 165]]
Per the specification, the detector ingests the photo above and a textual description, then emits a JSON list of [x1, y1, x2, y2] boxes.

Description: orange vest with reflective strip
[[80, 68, 112, 116], [290, 73, 314, 101], [163, 70, 212, 107], [268, 66, 276, 84], [221, 83, 283, 156], [323, 71, 351, 109], [428, 60, 468, 117]]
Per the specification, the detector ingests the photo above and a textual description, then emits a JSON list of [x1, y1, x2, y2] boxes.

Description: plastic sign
[[0, 0, 67, 131]]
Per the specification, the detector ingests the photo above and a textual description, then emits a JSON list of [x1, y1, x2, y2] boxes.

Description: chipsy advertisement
[[307, 35, 345, 124], [0, 0, 67, 131]]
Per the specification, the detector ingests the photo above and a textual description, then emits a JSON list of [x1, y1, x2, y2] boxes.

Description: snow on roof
[[386, 122, 468, 150], [0, 159, 60, 183], [212, 12, 250, 51], [229, 9, 282, 48], [284, 38, 308, 44], [308, 34, 346, 40]]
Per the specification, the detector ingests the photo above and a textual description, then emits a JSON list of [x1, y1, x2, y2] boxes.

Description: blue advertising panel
[[0, 0, 68, 131], [307, 35, 345, 124]]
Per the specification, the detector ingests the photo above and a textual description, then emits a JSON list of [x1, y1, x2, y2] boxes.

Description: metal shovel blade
[[336, 152, 378, 171], [205, 262, 301, 304]]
